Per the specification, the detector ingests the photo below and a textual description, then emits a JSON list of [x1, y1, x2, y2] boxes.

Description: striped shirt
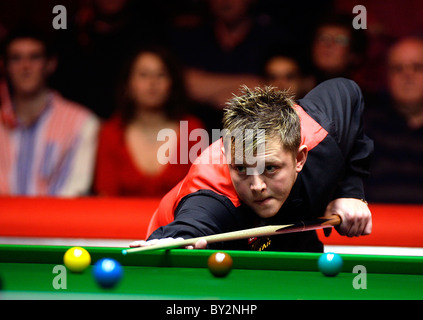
[[0, 82, 99, 196]]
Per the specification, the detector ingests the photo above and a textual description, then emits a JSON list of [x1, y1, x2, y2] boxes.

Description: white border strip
[[325, 245, 423, 256], [0, 237, 134, 247]]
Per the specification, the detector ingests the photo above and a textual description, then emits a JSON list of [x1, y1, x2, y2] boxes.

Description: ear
[[46, 56, 58, 76], [295, 145, 308, 173]]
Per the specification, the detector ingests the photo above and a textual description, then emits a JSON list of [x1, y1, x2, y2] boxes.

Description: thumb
[[323, 203, 336, 237], [194, 238, 208, 249]]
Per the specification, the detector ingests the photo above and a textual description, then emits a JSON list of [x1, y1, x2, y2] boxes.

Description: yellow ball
[[63, 247, 91, 273]]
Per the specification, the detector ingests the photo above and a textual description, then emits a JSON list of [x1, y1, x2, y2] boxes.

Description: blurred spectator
[[335, 0, 423, 93], [364, 37, 423, 203], [170, 0, 288, 109], [0, 26, 99, 196], [94, 46, 206, 197], [263, 50, 315, 99], [54, 0, 168, 119], [311, 14, 367, 86]]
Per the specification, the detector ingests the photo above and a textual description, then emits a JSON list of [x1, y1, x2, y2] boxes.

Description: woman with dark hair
[[94, 46, 205, 197]]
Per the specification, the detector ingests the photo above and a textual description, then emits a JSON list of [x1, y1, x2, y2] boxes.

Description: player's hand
[[129, 237, 182, 248], [324, 198, 372, 237], [185, 239, 208, 250], [129, 238, 208, 249]]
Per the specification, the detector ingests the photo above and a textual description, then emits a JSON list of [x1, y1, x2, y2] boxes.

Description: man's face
[[265, 56, 302, 97], [6, 38, 54, 96], [227, 137, 307, 219], [312, 25, 352, 74], [387, 39, 423, 106]]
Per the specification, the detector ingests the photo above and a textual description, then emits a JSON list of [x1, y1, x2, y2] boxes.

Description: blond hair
[[222, 86, 301, 159]]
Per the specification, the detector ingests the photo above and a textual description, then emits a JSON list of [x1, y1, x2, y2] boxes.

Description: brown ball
[[207, 252, 233, 277]]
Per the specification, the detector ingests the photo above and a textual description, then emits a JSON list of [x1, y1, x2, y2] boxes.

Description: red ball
[[207, 252, 233, 277]]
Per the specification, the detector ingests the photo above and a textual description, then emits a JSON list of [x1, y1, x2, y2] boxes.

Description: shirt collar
[[0, 81, 54, 129]]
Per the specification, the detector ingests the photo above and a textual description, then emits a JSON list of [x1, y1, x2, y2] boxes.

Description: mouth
[[253, 197, 272, 205]]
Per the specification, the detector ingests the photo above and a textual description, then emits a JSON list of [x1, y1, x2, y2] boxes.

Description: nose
[[17, 57, 34, 73], [250, 175, 266, 193]]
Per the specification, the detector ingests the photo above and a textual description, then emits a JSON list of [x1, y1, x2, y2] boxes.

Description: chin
[[253, 206, 280, 219], [256, 211, 278, 219], [252, 200, 284, 219]]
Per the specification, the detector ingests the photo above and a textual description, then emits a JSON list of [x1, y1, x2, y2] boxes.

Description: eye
[[29, 53, 44, 61], [157, 71, 169, 78], [136, 71, 148, 78], [265, 165, 277, 173], [8, 54, 22, 63], [233, 165, 246, 174]]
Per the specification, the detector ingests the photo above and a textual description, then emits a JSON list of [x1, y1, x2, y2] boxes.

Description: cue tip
[[121, 249, 128, 255]]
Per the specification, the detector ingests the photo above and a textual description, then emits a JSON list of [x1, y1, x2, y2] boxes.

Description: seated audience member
[[364, 37, 423, 203], [94, 46, 206, 197], [54, 0, 167, 119], [132, 78, 373, 252], [263, 51, 315, 99], [311, 14, 367, 86], [0, 27, 99, 196], [170, 0, 286, 108], [333, 0, 423, 94]]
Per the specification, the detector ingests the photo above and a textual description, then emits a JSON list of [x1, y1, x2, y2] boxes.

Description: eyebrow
[[231, 156, 285, 166]]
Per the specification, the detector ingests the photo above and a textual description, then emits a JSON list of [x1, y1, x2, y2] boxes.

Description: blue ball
[[318, 252, 343, 277], [93, 258, 123, 288]]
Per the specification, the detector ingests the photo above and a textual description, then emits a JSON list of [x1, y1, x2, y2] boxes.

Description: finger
[[337, 216, 350, 236], [129, 240, 147, 247], [157, 237, 182, 244], [362, 213, 372, 235], [357, 203, 372, 236], [357, 214, 370, 236], [348, 220, 360, 237], [353, 208, 372, 236], [194, 239, 207, 249], [338, 210, 362, 237], [134, 238, 161, 247], [147, 239, 160, 245], [349, 213, 369, 237], [345, 212, 360, 237], [348, 211, 370, 237]]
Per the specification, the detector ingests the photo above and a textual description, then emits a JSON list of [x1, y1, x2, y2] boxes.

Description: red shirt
[[94, 115, 205, 197]]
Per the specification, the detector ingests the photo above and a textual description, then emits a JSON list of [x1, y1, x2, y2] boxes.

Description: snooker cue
[[122, 214, 341, 255]]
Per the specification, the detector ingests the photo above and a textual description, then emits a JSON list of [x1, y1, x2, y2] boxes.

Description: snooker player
[[131, 78, 373, 252]]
